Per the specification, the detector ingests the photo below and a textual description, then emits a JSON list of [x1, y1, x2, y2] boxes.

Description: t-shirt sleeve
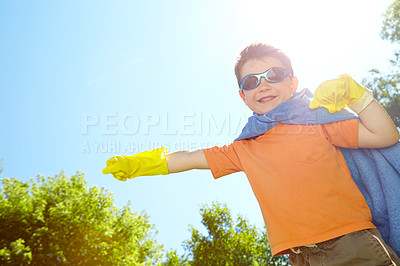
[[203, 143, 243, 179], [321, 119, 358, 148]]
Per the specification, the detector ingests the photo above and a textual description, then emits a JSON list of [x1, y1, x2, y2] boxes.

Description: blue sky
[[0, 0, 396, 254]]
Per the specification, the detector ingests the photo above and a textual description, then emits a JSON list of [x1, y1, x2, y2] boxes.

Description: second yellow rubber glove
[[102, 147, 169, 181], [309, 74, 373, 114]]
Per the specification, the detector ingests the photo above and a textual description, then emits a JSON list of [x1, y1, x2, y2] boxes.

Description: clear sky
[[0, 0, 396, 254]]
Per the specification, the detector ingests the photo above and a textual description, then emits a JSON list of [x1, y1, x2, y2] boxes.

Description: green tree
[[362, 0, 400, 128], [0, 159, 3, 175], [381, 0, 400, 42], [164, 202, 288, 266], [0, 171, 163, 265]]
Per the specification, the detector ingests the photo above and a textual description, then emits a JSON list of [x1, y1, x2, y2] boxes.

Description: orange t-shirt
[[203, 120, 374, 256]]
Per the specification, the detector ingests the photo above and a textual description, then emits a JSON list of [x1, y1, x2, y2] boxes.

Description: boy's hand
[[102, 147, 169, 181], [309, 74, 373, 114]]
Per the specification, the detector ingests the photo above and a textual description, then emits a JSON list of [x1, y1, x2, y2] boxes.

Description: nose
[[257, 77, 271, 91]]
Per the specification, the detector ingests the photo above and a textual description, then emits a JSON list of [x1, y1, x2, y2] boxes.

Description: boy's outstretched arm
[[166, 149, 209, 173], [310, 74, 399, 148], [358, 100, 399, 148], [102, 147, 209, 181]]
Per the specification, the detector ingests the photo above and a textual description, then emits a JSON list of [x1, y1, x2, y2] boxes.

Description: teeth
[[260, 96, 274, 101]]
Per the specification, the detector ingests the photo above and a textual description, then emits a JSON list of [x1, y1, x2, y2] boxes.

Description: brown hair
[[234, 43, 294, 84]]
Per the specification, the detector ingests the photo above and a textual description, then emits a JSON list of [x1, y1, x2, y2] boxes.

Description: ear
[[238, 90, 246, 104], [290, 76, 299, 94]]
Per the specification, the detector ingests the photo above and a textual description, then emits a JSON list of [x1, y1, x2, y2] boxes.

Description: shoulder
[[321, 119, 358, 148]]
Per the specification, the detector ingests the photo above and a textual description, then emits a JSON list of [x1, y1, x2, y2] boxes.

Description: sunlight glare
[[230, 0, 390, 90]]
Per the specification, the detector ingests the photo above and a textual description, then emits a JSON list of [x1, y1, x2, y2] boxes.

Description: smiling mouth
[[258, 96, 276, 103]]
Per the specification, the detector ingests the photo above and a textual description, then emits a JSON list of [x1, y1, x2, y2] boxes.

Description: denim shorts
[[289, 229, 400, 266]]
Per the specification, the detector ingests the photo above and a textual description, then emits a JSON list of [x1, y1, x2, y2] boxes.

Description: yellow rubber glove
[[309, 74, 374, 114], [102, 147, 169, 181]]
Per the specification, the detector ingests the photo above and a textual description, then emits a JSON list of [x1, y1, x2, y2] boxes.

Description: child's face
[[239, 56, 298, 115]]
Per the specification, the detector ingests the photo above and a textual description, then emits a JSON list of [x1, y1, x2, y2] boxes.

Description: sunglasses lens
[[267, 68, 287, 82], [241, 76, 259, 90]]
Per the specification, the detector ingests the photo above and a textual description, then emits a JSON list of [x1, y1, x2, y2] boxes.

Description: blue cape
[[235, 89, 400, 256]]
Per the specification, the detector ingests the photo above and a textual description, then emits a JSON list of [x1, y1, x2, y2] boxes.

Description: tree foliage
[[164, 202, 288, 266], [0, 159, 3, 175], [382, 0, 400, 42], [362, 0, 400, 128], [0, 171, 163, 265]]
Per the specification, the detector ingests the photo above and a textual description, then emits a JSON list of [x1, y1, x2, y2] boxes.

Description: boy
[[103, 43, 400, 265]]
